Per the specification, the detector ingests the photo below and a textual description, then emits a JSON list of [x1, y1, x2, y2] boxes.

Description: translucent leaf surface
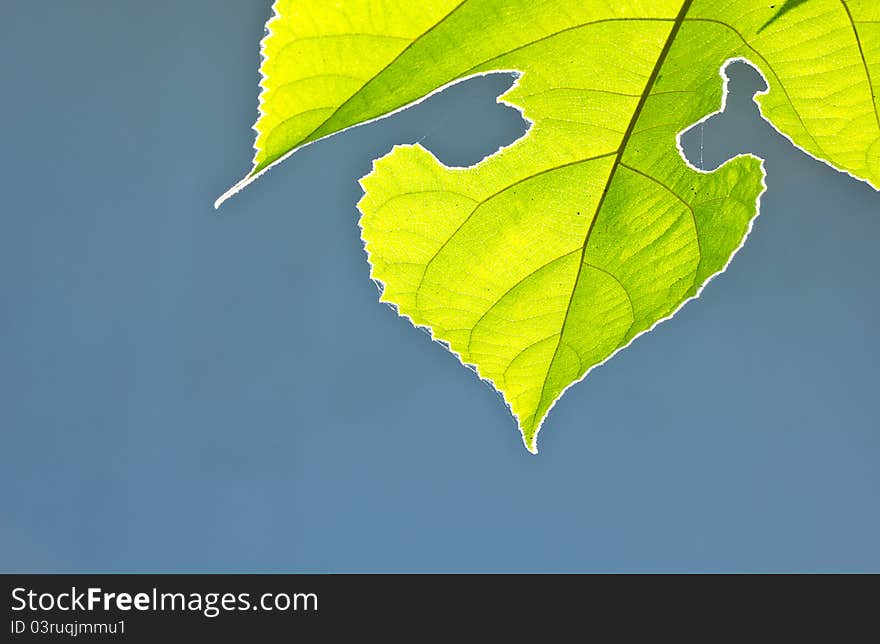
[[219, 0, 880, 452]]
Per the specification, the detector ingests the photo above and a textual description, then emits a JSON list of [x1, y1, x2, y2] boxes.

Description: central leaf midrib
[[532, 0, 696, 424]]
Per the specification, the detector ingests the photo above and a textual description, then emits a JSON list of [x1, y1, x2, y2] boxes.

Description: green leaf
[[219, 0, 880, 453]]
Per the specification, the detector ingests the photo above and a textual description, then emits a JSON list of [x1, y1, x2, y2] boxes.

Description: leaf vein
[[412, 151, 618, 309], [840, 0, 880, 130], [465, 249, 581, 353]]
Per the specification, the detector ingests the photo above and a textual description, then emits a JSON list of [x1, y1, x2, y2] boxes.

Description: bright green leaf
[[219, 0, 880, 453]]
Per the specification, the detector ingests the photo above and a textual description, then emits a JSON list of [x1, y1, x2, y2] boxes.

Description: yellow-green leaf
[[219, 0, 880, 453]]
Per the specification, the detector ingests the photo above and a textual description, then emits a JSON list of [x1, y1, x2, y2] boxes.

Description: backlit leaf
[[219, 0, 880, 452]]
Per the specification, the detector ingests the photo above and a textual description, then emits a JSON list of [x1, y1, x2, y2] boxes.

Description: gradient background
[[2, 2, 878, 572]]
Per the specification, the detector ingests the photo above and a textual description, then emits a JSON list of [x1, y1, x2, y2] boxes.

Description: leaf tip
[[214, 168, 262, 209], [520, 423, 541, 455]]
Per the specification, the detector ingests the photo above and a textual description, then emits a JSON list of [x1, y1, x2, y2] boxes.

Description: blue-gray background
[[2, 2, 878, 572]]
